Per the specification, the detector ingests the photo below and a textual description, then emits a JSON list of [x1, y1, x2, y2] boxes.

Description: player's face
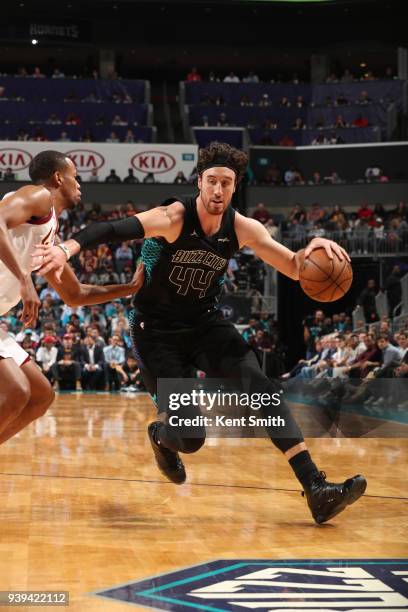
[[198, 167, 236, 216], [58, 158, 82, 208]]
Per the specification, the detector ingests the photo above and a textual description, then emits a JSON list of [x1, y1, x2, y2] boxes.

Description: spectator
[[377, 334, 403, 368], [311, 134, 328, 146], [52, 334, 81, 390], [124, 129, 136, 143], [123, 168, 139, 184], [88, 168, 100, 182], [242, 70, 260, 83], [174, 171, 188, 184], [3, 167, 15, 181], [278, 134, 295, 147], [80, 335, 106, 390], [264, 163, 282, 186], [103, 335, 125, 391], [36, 336, 58, 382], [58, 131, 71, 142], [32, 66, 45, 78], [353, 114, 369, 128], [307, 202, 326, 224], [186, 67, 202, 82], [112, 114, 127, 126], [105, 169, 121, 184], [264, 218, 279, 239], [115, 241, 134, 273], [223, 71, 240, 83], [341, 68, 354, 82], [52, 68, 65, 78], [357, 202, 373, 220], [252, 203, 271, 225], [308, 171, 323, 186], [106, 131, 120, 143], [358, 279, 378, 323], [334, 115, 347, 128], [293, 117, 305, 130], [16, 128, 29, 141], [121, 355, 143, 391], [143, 172, 156, 184]]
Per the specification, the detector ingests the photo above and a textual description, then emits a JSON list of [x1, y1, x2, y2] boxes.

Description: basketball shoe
[[303, 471, 367, 524], [148, 422, 186, 484]]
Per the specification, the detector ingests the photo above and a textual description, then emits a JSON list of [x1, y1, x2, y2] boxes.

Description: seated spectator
[[174, 171, 187, 184], [264, 163, 282, 185], [32, 66, 45, 78], [21, 336, 36, 360], [3, 168, 15, 181], [121, 355, 144, 391], [258, 94, 271, 108], [326, 73, 338, 83], [65, 112, 80, 125], [252, 203, 271, 225], [329, 204, 348, 230], [143, 172, 156, 184], [288, 203, 306, 224], [46, 113, 62, 125], [242, 70, 259, 83], [186, 67, 202, 82], [105, 169, 121, 184], [16, 128, 29, 141], [325, 171, 343, 185], [123, 168, 139, 184], [124, 129, 136, 143], [52, 68, 65, 78], [308, 171, 323, 186], [106, 131, 120, 143], [115, 241, 134, 273], [103, 335, 125, 391], [334, 115, 348, 128], [353, 114, 369, 128], [341, 68, 354, 82], [36, 336, 58, 382], [311, 134, 328, 146], [294, 95, 306, 108], [80, 335, 106, 390], [58, 131, 71, 142], [52, 334, 81, 391], [357, 202, 373, 220], [31, 127, 47, 142], [88, 168, 99, 182], [335, 93, 349, 106], [223, 71, 240, 83], [112, 114, 127, 126], [217, 112, 229, 126], [278, 134, 295, 147], [279, 96, 291, 108], [307, 202, 326, 225], [81, 129, 94, 143], [292, 117, 305, 130], [357, 90, 373, 105], [264, 218, 279, 239]]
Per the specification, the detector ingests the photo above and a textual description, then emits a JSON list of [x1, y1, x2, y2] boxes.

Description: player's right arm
[[0, 186, 51, 325], [33, 202, 185, 280]]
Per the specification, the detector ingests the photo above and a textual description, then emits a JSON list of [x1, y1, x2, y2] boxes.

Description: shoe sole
[[148, 423, 187, 485], [315, 476, 367, 524]]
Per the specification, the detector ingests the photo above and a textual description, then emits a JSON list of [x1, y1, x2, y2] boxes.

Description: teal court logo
[[94, 559, 408, 610]]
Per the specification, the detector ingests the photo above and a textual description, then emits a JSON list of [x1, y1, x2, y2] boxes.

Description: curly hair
[[197, 141, 248, 183]]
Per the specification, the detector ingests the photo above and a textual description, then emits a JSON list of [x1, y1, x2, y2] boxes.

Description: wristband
[[56, 243, 71, 261]]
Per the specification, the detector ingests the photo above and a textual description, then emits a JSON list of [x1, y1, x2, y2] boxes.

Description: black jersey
[[132, 194, 239, 329]]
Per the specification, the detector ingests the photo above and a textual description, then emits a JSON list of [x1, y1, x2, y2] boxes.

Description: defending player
[[0, 150, 143, 446]]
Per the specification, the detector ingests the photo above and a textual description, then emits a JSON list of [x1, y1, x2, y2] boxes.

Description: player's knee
[[33, 383, 55, 418], [2, 377, 31, 415], [180, 435, 206, 454]]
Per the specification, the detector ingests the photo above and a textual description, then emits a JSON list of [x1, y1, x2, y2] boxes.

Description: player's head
[[29, 150, 81, 209], [197, 142, 248, 215]]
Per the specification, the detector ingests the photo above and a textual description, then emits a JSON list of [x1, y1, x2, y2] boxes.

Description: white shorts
[[0, 328, 30, 367]]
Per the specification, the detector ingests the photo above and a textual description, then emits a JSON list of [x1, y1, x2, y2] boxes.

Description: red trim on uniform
[[20, 356, 31, 367], [27, 208, 53, 225]]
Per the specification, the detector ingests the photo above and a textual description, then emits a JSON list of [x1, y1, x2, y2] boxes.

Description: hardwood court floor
[[0, 393, 406, 611]]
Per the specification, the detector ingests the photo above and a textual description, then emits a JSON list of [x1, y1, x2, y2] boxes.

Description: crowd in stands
[[257, 164, 390, 187], [186, 66, 398, 84], [251, 199, 408, 255], [282, 307, 408, 412]]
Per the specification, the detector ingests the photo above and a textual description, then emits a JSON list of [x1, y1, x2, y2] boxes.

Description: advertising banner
[[0, 141, 198, 184]]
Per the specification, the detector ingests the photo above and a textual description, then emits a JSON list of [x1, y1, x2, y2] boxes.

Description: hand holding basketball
[[299, 238, 353, 302]]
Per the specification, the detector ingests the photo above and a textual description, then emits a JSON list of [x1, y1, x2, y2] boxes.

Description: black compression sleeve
[[71, 216, 145, 250]]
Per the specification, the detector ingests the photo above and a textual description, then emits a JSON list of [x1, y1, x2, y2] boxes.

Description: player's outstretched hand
[[128, 262, 145, 294], [305, 237, 350, 262], [32, 244, 67, 282], [20, 276, 41, 327]]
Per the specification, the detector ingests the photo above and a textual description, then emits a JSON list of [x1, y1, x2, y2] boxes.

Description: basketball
[[299, 248, 353, 302]]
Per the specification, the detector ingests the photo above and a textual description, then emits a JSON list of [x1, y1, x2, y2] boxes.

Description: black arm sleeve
[[71, 216, 145, 250]]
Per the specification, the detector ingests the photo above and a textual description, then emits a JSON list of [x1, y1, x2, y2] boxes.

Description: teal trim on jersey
[[141, 238, 163, 284]]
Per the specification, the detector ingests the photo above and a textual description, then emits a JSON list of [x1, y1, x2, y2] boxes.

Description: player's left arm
[[44, 261, 144, 307], [234, 213, 350, 281]]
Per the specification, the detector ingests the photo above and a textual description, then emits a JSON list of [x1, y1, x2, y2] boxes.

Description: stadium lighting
[[31, 39, 38, 45]]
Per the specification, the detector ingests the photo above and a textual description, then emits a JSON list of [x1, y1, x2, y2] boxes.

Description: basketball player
[[35, 143, 366, 524], [0, 150, 143, 446]]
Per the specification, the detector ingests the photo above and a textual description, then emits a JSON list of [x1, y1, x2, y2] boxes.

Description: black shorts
[[129, 310, 257, 402]]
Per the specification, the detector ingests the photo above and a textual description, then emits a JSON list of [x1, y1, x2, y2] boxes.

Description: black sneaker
[[148, 422, 186, 485], [303, 471, 367, 524]]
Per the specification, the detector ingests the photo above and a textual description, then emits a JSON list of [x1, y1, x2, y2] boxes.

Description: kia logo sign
[[66, 149, 105, 173], [131, 150, 176, 174], [0, 148, 32, 170]]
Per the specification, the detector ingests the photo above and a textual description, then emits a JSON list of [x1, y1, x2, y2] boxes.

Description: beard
[[201, 194, 228, 216]]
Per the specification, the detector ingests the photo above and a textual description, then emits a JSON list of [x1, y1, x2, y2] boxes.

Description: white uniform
[[0, 192, 58, 366]]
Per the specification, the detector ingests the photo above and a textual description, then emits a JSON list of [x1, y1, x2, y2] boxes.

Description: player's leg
[[130, 318, 205, 484], [0, 359, 54, 445], [193, 318, 367, 523], [0, 357, 31, 434]]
